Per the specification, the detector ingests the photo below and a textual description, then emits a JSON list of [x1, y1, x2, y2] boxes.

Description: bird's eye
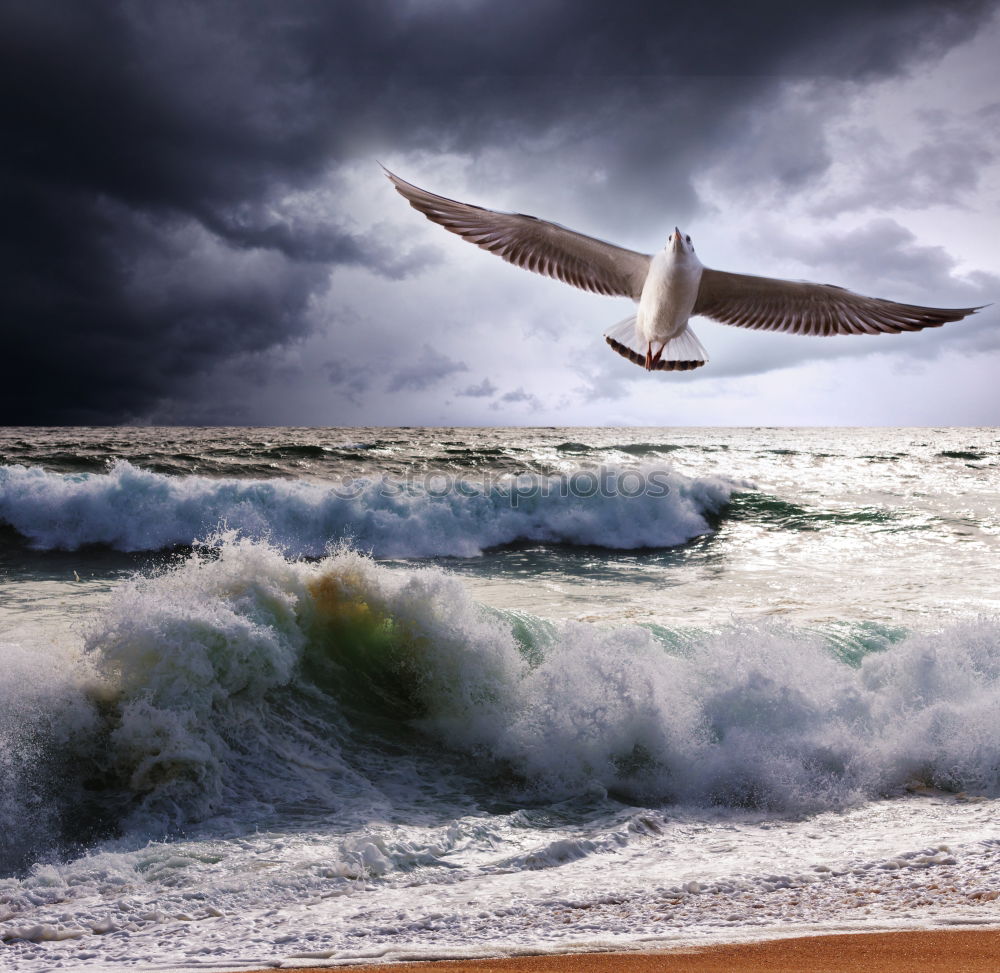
[[685, 235, 691, 243]]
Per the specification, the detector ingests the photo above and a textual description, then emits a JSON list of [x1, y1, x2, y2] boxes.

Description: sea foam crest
[[3, 538, 999, 877], [0, 460, 735, 556]]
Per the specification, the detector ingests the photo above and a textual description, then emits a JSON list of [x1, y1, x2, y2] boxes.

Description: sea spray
[[0, 641, 106, 873], [0, 460, 737, 556], [3, 536, 999, 878]]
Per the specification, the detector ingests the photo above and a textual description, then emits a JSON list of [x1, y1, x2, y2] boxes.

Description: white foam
[[3, 539, 998, 849], [3, 541, 1000, 970], [3, 803, 999, 969], [0, 460, 735, 556]]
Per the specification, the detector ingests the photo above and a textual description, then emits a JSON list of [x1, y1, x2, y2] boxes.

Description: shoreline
[[234, 929, 1000, 972]]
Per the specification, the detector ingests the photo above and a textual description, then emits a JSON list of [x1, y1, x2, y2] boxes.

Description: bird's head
[[668, 228, 695, 256]]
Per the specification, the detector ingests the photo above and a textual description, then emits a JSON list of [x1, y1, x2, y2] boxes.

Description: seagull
[[384, 168, 984, 372]]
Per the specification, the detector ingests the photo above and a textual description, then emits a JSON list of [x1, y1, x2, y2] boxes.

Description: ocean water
[[1, 426, 998, 970]]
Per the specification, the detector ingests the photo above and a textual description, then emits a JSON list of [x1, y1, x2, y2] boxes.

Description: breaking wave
[[0, 460, 736, 557], [3, 538, 999, 875]]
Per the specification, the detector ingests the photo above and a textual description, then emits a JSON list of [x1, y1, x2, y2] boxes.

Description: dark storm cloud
[[1, 0, 993, 422]]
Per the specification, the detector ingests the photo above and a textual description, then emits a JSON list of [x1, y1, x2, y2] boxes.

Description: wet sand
[[259, 929, 1000, 972]]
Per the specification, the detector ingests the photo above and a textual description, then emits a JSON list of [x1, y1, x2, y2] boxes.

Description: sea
[[1, 426, 999, 971]]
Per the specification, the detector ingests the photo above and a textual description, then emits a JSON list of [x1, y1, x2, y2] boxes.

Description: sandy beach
[[258, 930, 1000, 972]]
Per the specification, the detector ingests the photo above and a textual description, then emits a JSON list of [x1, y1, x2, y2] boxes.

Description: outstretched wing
[[694, 269, 984, 336], [385, 169, 650, 299]]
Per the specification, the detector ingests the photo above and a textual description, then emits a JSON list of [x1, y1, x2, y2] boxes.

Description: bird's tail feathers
[[603, 317, 708, 371]]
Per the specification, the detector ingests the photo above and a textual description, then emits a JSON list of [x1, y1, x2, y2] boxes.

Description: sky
[[2, 0, 999, 427]]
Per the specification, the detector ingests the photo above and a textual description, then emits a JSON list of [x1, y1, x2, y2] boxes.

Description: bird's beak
[[672, 228, 684, 253]]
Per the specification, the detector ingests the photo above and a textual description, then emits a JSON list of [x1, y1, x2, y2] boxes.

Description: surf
[[0, 460, 738, 556], [3, 536, 999, 877]]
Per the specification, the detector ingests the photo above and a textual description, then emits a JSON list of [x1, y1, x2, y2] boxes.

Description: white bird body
[[384, 167, 984, 373], [637, 237, 703, 345]]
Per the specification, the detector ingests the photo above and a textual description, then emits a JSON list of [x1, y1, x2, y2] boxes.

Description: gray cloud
[[754, 218, 997, 300], [325, 359, 375, 405], [692, 219, 999, 380], [492, 387, 544, 411], [457, 378, 499, 398], [809, 107, 1000, 217], [388, 345, 468, 392]]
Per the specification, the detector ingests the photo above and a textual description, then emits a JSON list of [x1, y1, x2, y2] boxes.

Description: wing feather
[[694, 269, 983, 336], [385, 169, 650, 300]]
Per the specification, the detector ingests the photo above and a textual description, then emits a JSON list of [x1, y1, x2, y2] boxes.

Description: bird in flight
[[385, 169, 983, 372]]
